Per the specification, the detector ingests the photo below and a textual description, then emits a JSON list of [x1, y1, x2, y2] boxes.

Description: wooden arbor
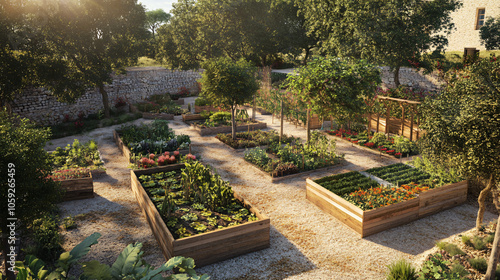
[[367, 96, 422, 141]]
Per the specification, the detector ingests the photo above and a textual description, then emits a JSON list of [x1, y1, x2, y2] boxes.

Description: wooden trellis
[[369, 96, 422, 141]]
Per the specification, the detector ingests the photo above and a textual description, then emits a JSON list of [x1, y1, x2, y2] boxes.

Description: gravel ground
[[45, 99, 497, 279]]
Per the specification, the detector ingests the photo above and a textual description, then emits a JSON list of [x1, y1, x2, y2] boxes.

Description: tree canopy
[[156, 0, 315, 69], [297, 0, 460, 86], [418, 57, 500, 278], [146, 9, 171, 40], [286, 57, 380, 124], [480, 17, 500, 50], [199, 58, 259, 139]]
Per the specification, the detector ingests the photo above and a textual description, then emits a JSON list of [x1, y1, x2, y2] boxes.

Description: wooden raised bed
[[130, 165, 270, 266], [182, 114, 207, 122], [113, 130, 190, 163], [60, 173, 94, 201], [194, 105, 217, 114], [142, 112, 175, 120], [306, 178, 468, 237], [191, 122, 267, 136]]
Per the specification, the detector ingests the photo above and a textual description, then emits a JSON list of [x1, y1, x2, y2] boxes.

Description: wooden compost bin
[[113, 130, 190, 163], [130, 165, 270, 266], [191, 122, 267, 136], [306, 178, 468, 237], [60, 173, 94, 201]]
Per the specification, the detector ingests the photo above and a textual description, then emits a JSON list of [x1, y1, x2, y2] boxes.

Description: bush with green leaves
[[469, 257, 488, 272], [11, 232, 209, 280], [386, 259, 417, 280], [50, 139, 104, 171], [418, 253, 462, 280], [436, 241, 465, 256]]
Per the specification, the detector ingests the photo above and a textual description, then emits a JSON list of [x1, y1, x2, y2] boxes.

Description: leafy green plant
[[386, 259, 417, 280], [418, 253, 462, 280], [26, 214, 63, 263], [14, 232, 209, 280], [62, 216, 77, 230], [472, 235, 487, 250], [450, 263, 469, 278], [469, 258, 488, 272], [461, 235, 472, 247]]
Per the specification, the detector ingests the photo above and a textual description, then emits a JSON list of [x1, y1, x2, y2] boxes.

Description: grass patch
[[436, 241, 465, 256], [135, 56, 164, 67]]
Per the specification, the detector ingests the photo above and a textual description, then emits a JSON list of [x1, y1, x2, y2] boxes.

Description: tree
[[199, 58, 259, 139], [146, 9, 171, 40], [33, 0, 147, 118], [156, 0, 315, 69], [480, 17, 500, 50], [0, 111, 62, 278], [418, 57, 500, 279], [286, 57, 380, 141], [297, 0, 460, 86]]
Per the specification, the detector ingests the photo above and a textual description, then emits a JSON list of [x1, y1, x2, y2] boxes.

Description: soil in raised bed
[[137, 168, 259, 239]]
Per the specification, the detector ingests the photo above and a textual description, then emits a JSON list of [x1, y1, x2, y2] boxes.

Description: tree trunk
[[99, 84, 110, 118], [231, 106, 237, 140], [477, 174, 495, 230], [302, 47, 311, 65], [485, 210, 500, 280], [394, 66, 400, 88]]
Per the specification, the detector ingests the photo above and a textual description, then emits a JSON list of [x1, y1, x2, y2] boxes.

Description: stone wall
[[11, 67, 202, 125], [379, 66, 444, 91]]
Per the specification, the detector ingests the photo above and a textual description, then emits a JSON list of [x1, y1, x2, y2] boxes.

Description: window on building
[[476, 8, 485, 30]]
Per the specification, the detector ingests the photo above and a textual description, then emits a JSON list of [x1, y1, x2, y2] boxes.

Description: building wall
[[446, 0, 500, 51], [11, 67, 202, 126]]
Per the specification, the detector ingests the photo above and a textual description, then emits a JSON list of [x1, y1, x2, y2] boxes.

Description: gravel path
[[47, 102, 497, 279]]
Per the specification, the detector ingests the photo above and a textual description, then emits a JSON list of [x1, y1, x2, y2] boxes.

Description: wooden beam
[[377, 95, 421, 105], [400, 104, 405, 137]]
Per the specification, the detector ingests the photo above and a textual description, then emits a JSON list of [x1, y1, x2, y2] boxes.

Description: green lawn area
[[444, 50, 500, 63], [134, 56, 164, 67]]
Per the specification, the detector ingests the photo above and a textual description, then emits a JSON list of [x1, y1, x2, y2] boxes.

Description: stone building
[[446, 0, 500, 51]]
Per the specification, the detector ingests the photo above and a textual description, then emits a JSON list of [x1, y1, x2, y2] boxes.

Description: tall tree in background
[[156, 0, 315, 69], [34, 0, 147, 118], [480, 17, 500, 50], [418, 57, 500, 279], [146, 9, 171, 40], [297, 0, 460, 86]]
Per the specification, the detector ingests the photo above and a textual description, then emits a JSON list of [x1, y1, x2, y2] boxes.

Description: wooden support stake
[[400, 104, 405, 137], [280, 100, 284, 142], [376, 114, 380, 133], [306, 109, 311, 143], [410, 105, 415, 141], [367, 112, 371, 135], [385, 101, 390, 139]]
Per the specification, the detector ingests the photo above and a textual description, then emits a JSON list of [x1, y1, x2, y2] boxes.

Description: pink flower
[[149, 153, 155, 159], [174, 151, 180, 157], [164, 151, 170, 156]]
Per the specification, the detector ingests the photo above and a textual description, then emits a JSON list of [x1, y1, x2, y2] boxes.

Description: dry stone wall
[[11, 67, 202, 125], [379, 66, 444, 91]]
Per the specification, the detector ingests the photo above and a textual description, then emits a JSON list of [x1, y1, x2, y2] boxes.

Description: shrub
[[27, 214, 62, 263], [461, 235, 472, 246], [386, 259, 417, 280], [472, 235, 487, 250], [371, 132, 387, 147], [469, 257, 488, 272], [450, 263, 469, 278], [436, 241, 465, 256], [195, 96, 211, 106], [485, 233, 495, 244]]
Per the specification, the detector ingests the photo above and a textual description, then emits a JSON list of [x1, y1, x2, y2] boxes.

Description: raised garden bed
[[182, 114, 207, 122], [306, 166, 468, 237], [114, 120, 191, 163], [130, 163, 270, 266], [243, 132, 342, 182], [325, 129, 419, 159], [194, 105, 217, 114], [142, 112, 174, 120], [215, 130, 298, 150], [191, 121, 267, 136], [113, 130, 190, 163], [49, 168, 94, 201]]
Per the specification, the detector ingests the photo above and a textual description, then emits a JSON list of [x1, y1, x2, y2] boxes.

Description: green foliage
[[386, 259, 417, 280], [0, 111, 62, 245], [26, 214, 63, 263], [199, 57, 259, 139], [480, 17, 500, 50], [286, 57, 380, 120], [418, 253, 462, 280], [145, 9, 171, 40], [461, 235, 472, 247], [216, 130, 297, 149], [155, 0, 313, 69], [450, 263, 469, 278], [370, 132, 387, 147], [50, 139, 104, 171], [419, 57, 500, 191], [14, 232, 209, 280], [366, 163, 433, 187], [62, 216, 77, 230], [194, 96, 211, 106], [298, 0, 461, 85], [472, 235, 487, 250], [469, 258, 488, 272], [410, 156, 462, 186], [435, 241, 465, 256]]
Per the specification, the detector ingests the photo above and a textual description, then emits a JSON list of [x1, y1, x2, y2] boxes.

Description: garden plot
[[243, 132, 342, 182], [306, 164, 468, 237], [130, 162, 270, 266], [113, 120, 191, 164], [48, 139, 105, 201], [216, 130, 298, 150], [186, 111, 267, 136]]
